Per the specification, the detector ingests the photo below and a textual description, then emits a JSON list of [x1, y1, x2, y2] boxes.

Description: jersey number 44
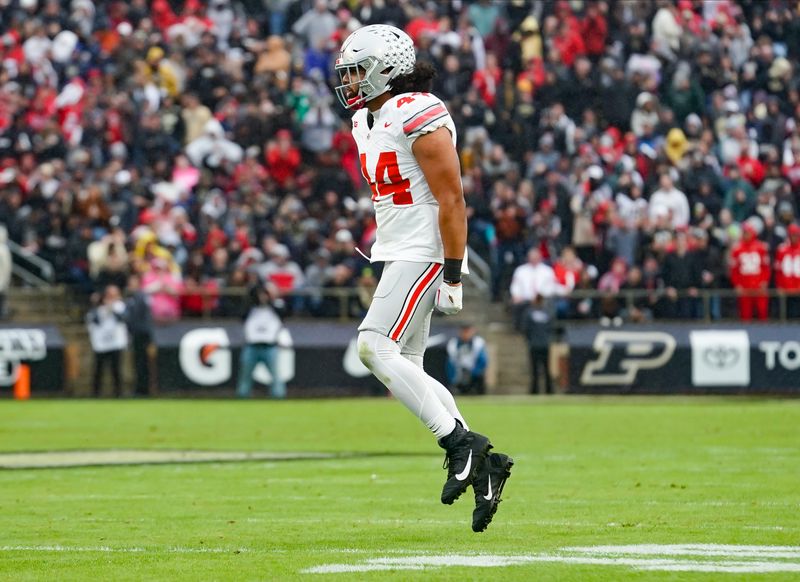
[[359, 151, 413, 205]]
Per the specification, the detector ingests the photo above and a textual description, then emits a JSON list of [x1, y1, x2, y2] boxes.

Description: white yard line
[[304, 554, 800, 574], [566, 544, 800, 558], [304, 545, 800, 575]]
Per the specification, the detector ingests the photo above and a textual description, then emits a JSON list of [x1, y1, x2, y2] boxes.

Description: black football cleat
[[471, 452, 514, 532], [438, 421, 492, 505]]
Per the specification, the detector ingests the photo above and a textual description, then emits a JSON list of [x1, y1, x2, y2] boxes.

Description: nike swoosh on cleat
[[483, 475, 493, 501], [455, 450, 472, 481]]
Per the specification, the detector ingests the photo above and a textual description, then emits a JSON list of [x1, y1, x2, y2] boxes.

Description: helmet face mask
[[335, 57, 391, 111], [334, 24, 416, 110]]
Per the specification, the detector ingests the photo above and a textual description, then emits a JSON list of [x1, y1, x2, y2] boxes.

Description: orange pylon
[[13, 364, 30, 400]]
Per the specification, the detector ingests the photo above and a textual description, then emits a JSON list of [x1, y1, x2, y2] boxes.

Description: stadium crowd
[[2, 0, 800, 322]]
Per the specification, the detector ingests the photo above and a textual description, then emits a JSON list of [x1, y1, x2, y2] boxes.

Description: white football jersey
[[352, 92, 461, 265]]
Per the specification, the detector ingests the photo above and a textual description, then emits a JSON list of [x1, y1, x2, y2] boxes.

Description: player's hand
[[435, 282, 462, 315]]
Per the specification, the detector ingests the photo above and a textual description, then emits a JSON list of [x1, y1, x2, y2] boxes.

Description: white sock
[[358, 330, 456, 439], [402, 353, 469, 431]]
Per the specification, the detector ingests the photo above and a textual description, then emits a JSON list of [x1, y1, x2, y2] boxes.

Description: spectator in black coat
[[661, 232, 704, 319], [125, 273, 154, 397], [522, 295, 558, 394]]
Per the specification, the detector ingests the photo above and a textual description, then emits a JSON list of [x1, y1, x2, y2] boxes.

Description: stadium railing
[[7, 239, 55, 287], [109, 287, 800, 322], [10, 285, 800, 323], [565, 288, 799, 322]]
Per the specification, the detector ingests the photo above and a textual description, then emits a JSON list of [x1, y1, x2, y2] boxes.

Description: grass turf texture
[[1, 397, 799, 581]]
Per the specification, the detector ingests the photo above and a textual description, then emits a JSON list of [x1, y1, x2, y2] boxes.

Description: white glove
[[435, 282, 462, 315]]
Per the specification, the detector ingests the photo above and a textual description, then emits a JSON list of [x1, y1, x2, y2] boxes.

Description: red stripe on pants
[[390, 264, 442, 341]]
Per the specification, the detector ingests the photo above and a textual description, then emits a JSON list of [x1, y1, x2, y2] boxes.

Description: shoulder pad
[[391, 92, 450, 137]]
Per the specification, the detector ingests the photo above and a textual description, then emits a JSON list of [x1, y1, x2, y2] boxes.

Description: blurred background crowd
[[2, 0, 800, 323]]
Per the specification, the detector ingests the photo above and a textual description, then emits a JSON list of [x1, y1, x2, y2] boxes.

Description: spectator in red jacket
[[775, 223, 800, 318], [472, 53, 502, 109], [729, 223, 770, 320], [738, 152, 765, 188], [552, 246, 582, 318], [580, 2, 607, 59], [554, 0, 580, 31], [151, 0, 178, 31], [265, 130, 301, 190], [203, 224, 228, 258], [405, 2, 439, 45], [551, 19, 585, 68]]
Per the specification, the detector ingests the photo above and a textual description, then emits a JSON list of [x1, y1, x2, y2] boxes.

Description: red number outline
[[395, 92, 430, 108]]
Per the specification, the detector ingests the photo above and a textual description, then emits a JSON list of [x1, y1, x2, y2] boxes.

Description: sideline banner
[[0, 325, 64, 393], [153, 320, 457, 392], [565, 324, 800, 394]]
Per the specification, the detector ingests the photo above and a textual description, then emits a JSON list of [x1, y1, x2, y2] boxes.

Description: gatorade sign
[[178, 327, 294, 387], [153, 321, 454, 393]]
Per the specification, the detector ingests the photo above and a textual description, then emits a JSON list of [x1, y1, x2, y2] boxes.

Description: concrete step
[[486, 325, 530, 395], [6, 287, 82, 323]]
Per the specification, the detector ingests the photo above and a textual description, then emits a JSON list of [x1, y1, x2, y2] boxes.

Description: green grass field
[[1, 397, 799, 581]]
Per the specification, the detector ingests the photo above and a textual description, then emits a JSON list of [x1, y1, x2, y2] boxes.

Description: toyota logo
[[703, 346, 740, 369]]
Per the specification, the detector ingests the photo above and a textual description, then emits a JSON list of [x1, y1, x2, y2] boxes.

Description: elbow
[[439, 193, 466, 216]]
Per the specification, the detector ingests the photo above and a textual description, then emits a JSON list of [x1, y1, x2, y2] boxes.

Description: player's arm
[[412, 126, 466, 314], [412, 127, 466, 266]]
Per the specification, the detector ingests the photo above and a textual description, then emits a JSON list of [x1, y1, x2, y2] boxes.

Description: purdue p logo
[[580, 331, 676, 385]]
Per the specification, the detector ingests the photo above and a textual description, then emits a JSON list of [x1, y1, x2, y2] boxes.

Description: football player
[[335, 24, 512, 532]]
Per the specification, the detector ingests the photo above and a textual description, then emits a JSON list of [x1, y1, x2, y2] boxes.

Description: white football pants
[[358, 261, 468, 439]]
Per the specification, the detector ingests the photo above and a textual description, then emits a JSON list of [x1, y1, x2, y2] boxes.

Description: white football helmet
[[335, 24, 416, 110]]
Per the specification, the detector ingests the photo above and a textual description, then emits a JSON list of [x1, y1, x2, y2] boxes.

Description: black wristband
[[443, 258, 462, 284]]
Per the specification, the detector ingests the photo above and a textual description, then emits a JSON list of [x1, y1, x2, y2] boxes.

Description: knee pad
[[357, 330, 399, 371]]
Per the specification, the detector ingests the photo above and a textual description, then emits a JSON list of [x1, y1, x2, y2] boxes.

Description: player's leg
[[400, 309, 469, 430], [358, 330, 456, 436], [358, 261, 491, 504], [357, 262, 457, 438]]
